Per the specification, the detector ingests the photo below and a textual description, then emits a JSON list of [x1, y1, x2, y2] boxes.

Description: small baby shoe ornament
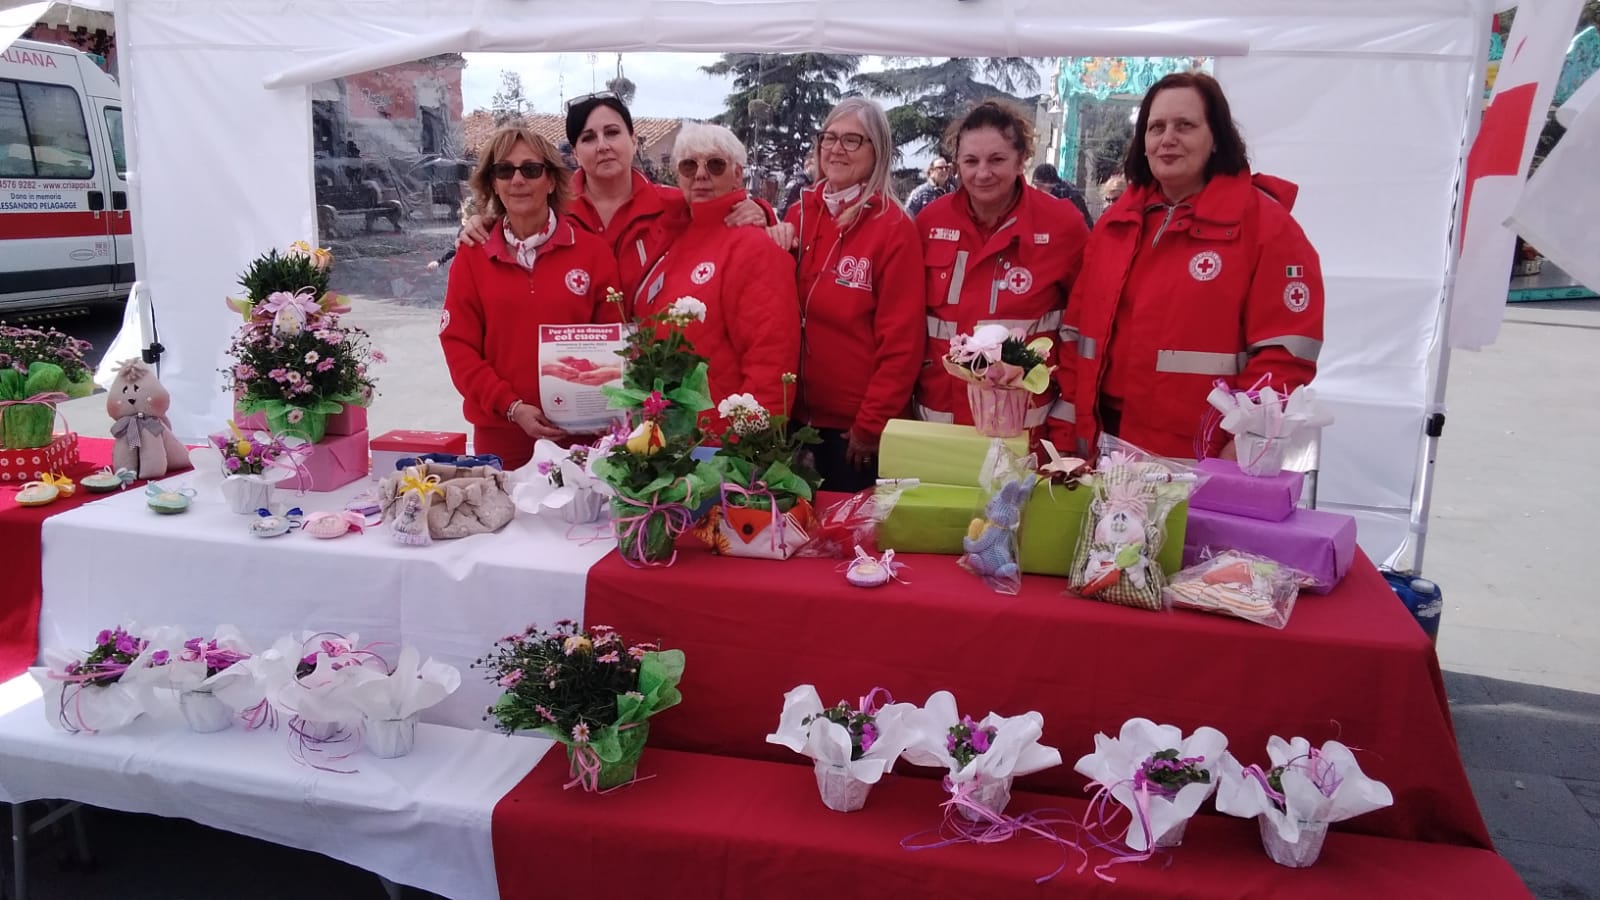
[[843, 545, 907, 589], [81, 467, 138, 493], [303, 510, 365, 540], [249, 506, 304, 538], [15, 480, 61, 507], [39, 472, 76, 498], [146, 482, 196, 514]]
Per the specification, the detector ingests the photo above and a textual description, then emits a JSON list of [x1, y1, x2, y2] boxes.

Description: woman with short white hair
[[636, 121, 799, 435], [767, 98, 924, 490]]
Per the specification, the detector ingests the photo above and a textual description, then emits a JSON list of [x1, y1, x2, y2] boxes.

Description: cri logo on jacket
[[564, 268, 591, 295], [691, 262, 716, 284], [835, 255, 873, 290]]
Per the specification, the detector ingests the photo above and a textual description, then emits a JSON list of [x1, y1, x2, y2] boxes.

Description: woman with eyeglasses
[[438, 125, 623, 470], [460, 92, 766, 310], [635, 122, 799, 434], [764, 97, 924, 491], [916, 100, 1091, 441]]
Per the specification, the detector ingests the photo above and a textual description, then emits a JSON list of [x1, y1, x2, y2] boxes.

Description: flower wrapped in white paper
[[766, 684, 916, 812], [901, 690, 1062, 819], [510, 437, 617, 524], [1216, 736, 1394, 868], [1074, 718, 1229, 851], [29, 623, 180, 734], [165, 626, 255, 733], [1205, 382, 1333, 476], [347, 646, 461, 758]]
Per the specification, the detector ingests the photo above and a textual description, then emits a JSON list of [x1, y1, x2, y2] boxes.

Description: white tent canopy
[[8, 0, 1495, 561]]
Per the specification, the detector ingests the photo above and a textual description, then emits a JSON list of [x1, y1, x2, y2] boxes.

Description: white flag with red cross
[[1449, 1, 1585, 351]]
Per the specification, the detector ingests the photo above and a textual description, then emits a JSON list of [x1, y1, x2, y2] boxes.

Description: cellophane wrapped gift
[[766, 684, 916, 812], [1067, 438, 1202, 611], [1074, 718, 1229, 852], [901, 690, 1062, 820], [1216, 736, 1394, 868], [1183, 506, 1356, 593], [959, 443, 1036, 594], [1165, 550, 1311, 629]]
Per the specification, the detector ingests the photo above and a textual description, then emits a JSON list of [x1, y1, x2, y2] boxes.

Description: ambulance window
[[103, 106, 126, 178], [0, 80, 94, 179]]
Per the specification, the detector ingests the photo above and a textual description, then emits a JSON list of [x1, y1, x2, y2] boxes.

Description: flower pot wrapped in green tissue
[[0, 362, 70, 450]]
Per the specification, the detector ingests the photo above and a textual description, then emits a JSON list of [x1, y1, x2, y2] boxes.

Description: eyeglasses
[[818, 131, 871, 152], [563, 90, 619, 112], [677, 157, 731, 179], [491, 161, 549, 181]]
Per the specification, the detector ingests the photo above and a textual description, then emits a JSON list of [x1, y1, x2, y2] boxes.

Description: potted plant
[[766, 685, 915, 812], [0, 324, 93, 450], [1074, 718, 1229, 854], [694, 380, 821, 560], [941, 324, 1052, 438]]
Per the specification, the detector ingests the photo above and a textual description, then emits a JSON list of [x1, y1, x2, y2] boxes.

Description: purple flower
[[225, 456, 242, 472], [371, 349, 387, 363], [96, 629, 112, 645], [970, 728, 991, 754], [268, 368, 289, 382], [596, 651, 620, 664], [498, 669, 524, 688], [860, 722, 879, 754], [150, 650, 170, 665], [234, 364, 256, 380], [316, 358, 336, 373]]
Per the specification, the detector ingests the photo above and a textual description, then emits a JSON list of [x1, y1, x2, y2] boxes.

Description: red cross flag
[[1450, 1, 1584, 350], [1509, 75, 1600, 297]]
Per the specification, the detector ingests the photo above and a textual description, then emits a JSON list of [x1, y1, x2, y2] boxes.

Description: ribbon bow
[[110, 413, 166, 449], [398, 470, 444, 499], [256, 288, 323, 319], [0, 390, 68, 411], [39, 472, 76, 497]]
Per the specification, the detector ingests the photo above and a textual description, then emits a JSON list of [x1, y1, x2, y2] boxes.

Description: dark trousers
[[809, 428, 877, 494]]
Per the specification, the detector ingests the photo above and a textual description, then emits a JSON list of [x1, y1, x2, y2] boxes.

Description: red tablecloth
[[585, 537, 1492, 849], [0, 437, 134, 679], [492, 748, 1528, 900]]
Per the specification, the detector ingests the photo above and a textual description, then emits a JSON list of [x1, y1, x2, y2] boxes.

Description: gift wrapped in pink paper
[[280, 429, 370, 492], [1190, 458, 1304, 522], [1183, 506, 1355, 593]]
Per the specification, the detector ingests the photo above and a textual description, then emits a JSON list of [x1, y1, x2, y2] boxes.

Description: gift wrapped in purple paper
[[1190, 458, 1304, 522], [280, 430, 370, 492], [1183, 506, 1356, 593]]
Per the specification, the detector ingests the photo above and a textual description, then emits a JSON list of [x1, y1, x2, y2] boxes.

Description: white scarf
[[502, 212, 557, 272], [822, 183, 864, 218]]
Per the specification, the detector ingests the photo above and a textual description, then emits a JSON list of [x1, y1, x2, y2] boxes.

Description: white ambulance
[[0, 38, 132, 315]]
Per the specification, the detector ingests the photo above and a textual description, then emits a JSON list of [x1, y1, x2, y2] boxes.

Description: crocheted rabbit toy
[[961, 473, 1037, 582]]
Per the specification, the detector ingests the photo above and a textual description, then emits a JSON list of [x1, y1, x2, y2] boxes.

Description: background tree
[[491, 70, 529, 125], [702, 53, 862, 174], [606, 75, 637, 106], [851, 57, 1048, 156]]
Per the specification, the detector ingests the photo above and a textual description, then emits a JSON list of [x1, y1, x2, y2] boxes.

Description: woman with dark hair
[[1046, 72, 1325, 460], [914, 100, 1091, 439], [439, 125, 622, 469]]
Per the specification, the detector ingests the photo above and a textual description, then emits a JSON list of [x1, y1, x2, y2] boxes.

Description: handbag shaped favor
[[378, 462, 515, 539]]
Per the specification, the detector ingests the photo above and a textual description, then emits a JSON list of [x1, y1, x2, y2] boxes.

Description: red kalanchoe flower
[[641, 390, 670, 419]]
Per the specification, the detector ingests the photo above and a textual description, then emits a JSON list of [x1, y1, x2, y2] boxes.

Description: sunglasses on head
[[564, 90, 619, 112], [677, 157, 730, 179], [491, 161, 549, 181]]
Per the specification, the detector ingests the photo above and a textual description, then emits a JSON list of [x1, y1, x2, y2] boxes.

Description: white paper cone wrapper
[[180, 689, 234, 733], [1236, 433, 1288, 477], [30, 669, 143, 734], [1260, 815, 1328, 867], [815, 761, 873, 812], [560, 488, 607, 525], [958, 774, 1014, 821], [221, 475, 275, 515], [366, 713, 419, 758]]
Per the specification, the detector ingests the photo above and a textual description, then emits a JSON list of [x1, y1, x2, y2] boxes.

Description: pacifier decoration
[[842, 545, 908, 589], [145, 482, 196, 514], [249, 506, 304, 538], [81, 466, 137, 493], [303, 510, 365, 539]]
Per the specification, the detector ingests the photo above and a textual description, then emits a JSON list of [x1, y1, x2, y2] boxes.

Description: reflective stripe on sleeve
[[1245, 334, 1323, 362]]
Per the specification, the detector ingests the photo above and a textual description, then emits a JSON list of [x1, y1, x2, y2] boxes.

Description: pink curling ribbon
[[902, 776, 1089, 884], [0, 390, 68, 410], [857, 687, 894, 718], [241, 698, 278, 731], [287, 714, 362, 774], [564, 722, 645, 792], [1079, 778, 1160, 883], [611, 488, 694, 568], [719, 480, 791, 556]]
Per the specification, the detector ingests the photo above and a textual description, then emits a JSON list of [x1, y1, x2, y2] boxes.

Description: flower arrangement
[[180, 635, 250, 679], [209, 422, 287, 476], [1074, 718, 1228, 861], [593, 295, 717, 565], [946, 715, 1000, 768], [901, 690, 1063, 821], [70, 626, 165, 687], [222, 241, 381, 442], [942, 324, 1053, 438], [0, 323, 94, 449], [693, 378, 822, 560], [511, 436, 619, 524], [477, 621, 683, 791], [1216, 736, 1393, 868], [29, 623, 177, 734], [1136, 748, 1212, 796], [767, 685, 915, 812], [804, 699, 881, 761]]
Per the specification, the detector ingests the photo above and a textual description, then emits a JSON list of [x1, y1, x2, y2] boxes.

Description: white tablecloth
[[40, 470, 616, 729], [0, 675, 551, 900]]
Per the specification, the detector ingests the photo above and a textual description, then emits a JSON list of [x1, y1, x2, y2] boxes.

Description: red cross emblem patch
[[564, 268, 592, 295], [1189, 251, 1222, 282], [1003, 266, 1034, 295], [690, 262, 716, 285], [1284, 281, 1311, 313]]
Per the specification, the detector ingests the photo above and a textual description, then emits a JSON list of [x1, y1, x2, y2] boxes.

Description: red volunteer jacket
[[568, 168, 687, 307], [439, 215, 622, 464], [635, 190, 800, 434], [914, 184, 1090, 434], [785, 186, 925, 440], [1047, 170, 1324, 459]]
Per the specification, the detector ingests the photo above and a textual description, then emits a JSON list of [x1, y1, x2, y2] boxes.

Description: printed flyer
[[538, 324, 628, 432]]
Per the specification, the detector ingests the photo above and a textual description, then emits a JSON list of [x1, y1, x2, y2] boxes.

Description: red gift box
[[369, 429, 468, 480], [0, 432, 79, 484], [280, 430, 369, 492]]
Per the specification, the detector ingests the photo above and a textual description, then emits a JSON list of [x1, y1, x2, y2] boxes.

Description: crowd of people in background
[[442, 73, 1325, 479]]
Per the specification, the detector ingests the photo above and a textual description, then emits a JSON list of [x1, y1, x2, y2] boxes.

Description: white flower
[[716, 393, 763, 419], [303, 350, 320, 365], [668, 296, 707, 322]]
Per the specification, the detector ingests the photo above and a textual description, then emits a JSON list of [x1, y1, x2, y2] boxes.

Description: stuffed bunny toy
[[107, 359, 191, 479], [961, 473, 1037, 582]]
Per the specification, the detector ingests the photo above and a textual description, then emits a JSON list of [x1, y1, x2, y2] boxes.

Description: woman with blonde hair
[[768, 97, 925, 490], [439, 125, 622, 469]]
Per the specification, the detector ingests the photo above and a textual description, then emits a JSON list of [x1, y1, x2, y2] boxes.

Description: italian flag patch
[[1285, 265, 1305, 277]]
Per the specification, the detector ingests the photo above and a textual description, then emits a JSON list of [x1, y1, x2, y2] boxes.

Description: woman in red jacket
[[915, 101, 1090, 441], [439, 126, 622, 470], [1046, 72, 1324, 461], [635, 122, 799, 435], [767, 97, 924, 491]]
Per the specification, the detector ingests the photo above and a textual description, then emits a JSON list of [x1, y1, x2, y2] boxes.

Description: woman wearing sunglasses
[[439, 125, 623, 470], [460, 92, 766, 309], [764, 97, 925, 491], [634, 122, 799, 434]]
